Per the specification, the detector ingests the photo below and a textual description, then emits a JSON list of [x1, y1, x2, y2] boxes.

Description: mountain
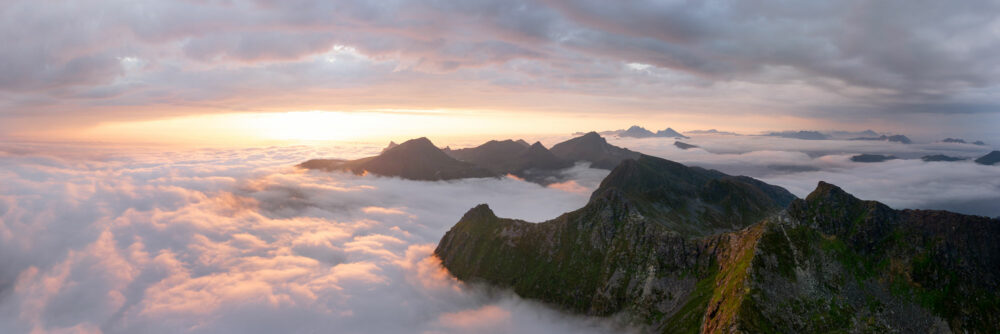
[[687, 129, 740, 135], [656, 127, 689, 138], [941, 138, 987, 146], [674, 141, 698, 150], [851, 154, 898, 163], [620, 125, 658, 138], [443, 140, 573, 182], [435, 158, 1000, 333], [975, 151, 1000, 165], [921, 154, 967, 162], [298, 137, 497, 181], [851, 134, 912, 144], [517, 141, 574, 172], [829, 129, 880, 139], [298, 135, 607, 183], [765, 131, 829, 140], [577, 126, 688, 139], [380, 141, 399, 153], [549, 132, 641, 169], [445, 139, 532, 169]]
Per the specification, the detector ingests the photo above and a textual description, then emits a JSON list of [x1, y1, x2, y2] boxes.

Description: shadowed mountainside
[[299, 132, 636, 182], [435, 155, 1000, 333], [297, 137, 496, 181]]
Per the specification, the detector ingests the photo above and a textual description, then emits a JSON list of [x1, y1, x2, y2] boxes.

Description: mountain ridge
[[434, 158, 1000, 332]]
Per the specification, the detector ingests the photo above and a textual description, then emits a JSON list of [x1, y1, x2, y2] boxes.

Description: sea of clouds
[[0, 142, 630, 334], [2, 134, 998, 333]]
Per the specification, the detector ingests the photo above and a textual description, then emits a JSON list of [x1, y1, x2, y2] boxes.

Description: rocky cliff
[[434, 156, 1000, 332]]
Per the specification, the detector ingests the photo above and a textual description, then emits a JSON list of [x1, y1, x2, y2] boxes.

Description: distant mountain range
[[763, 130, 914, 144], [942, 138, 987, 146], [851, 154, 899, 163], [686, 129, 740, 135], [921, 154, 967, 162], [765, 130, 830, 140], [435, 155, 1000, 332], [298, 132, 640, 183], [850, 134, 913, 144], [577, 125, 690, 139]]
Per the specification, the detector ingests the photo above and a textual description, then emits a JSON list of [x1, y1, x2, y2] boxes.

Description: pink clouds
[[0, 142, 617, 333]]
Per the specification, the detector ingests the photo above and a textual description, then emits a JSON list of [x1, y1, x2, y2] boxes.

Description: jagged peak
[[378, 137, 454, 160], [529, 141, 546, 149], [805, 181, 860, 204], [398, 137, 435, 147], [460, 203, 496, 221]]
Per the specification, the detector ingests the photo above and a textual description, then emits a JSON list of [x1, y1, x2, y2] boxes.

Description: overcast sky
[[2, 0, 999, 141]]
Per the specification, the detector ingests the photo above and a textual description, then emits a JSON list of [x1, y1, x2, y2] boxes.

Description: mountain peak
[[579, 131, 606, 141], [550, 132, 638, 169], [790, 181, 894, 236], [461, 203, 496, 221], [975, 150, 1000, 165], [806, 181, 850, 201], [588, 154, 794, 236], [393, 137, 435, 150]]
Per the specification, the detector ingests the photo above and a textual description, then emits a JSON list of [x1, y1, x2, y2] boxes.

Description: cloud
[[0, 142, 631, 333]]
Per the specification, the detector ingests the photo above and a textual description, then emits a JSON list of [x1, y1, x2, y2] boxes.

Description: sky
[[2, 0, 1000, 144]]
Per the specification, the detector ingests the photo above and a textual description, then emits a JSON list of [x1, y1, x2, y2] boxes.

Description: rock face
[[298, 137, 497, 181], [435, 156, 1000, 332], [550, 132, 641, 169], [851, 154, 898, 163], [975, 151, 1000, 165]]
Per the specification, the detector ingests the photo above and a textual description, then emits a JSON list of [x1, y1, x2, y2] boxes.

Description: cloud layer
[[0, 143, 630, 334], [3, 0, 1000, 136]]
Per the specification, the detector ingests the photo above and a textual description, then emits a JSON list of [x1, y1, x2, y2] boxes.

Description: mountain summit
[[549, 132, 641, 169]]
